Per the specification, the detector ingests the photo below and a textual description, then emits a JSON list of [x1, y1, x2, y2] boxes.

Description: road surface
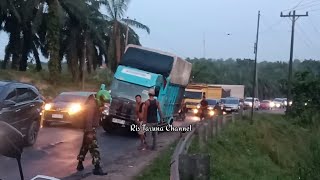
[[0, 115, 198, 180]]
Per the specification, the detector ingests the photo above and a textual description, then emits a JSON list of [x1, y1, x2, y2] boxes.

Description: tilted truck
[[101, 45, 192, 132], [184, 84, 223, 111]]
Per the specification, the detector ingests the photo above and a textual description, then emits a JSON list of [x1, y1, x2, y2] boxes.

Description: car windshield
[[244, 98, 252, 102], [0, 86, 3, 94], [224, 99, 239, 104], [220, 99, 226, 103], [184, 91, 202, 99], [262, 100, 270, 103], [54, 94, 88, 103], [207, 99, 217, 105], [274, 98, 283, 102], [110, 79, 149, 102]]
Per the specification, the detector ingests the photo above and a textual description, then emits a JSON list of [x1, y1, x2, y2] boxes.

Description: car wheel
[[42, 120, 51, 127], [25, 120, 40, 146]]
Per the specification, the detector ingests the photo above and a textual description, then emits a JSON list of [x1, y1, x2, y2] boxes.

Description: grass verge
[[188, 113, 320, 180], [0, 68, 112, 97], [135, 141, 177, 180]]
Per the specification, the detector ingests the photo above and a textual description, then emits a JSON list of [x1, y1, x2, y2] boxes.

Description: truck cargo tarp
[[120, 45, 192, 87]]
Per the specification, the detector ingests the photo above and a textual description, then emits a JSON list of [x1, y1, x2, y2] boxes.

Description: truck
[[214, 84, 245, 99], [183, 84, 225, 111], [101, 45, 192, 132]]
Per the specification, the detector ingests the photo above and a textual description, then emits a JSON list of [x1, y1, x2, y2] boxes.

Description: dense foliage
[[0, 0, 150, 82], [187, 58, 320, 99]]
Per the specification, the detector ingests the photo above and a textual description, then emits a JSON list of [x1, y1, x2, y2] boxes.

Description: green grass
[[135, 141, 177, 180], [0, 67, 113, 97], [188, 114, 320, 180]]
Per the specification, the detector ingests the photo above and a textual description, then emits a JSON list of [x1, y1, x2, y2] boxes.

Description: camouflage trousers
[[77, 129, 101, 166]]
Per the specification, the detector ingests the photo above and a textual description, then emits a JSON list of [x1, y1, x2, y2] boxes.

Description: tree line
[[0, 0, 150, 83], [187, 58, 320, 99]]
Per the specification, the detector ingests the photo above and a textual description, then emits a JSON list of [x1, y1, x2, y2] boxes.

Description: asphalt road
[[0, 115, 198, 180]]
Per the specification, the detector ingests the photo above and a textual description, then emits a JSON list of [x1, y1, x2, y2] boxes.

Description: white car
[[244, 97, 260, 110]]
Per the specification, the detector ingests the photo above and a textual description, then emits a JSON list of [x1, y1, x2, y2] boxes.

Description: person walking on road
[[135, 94, 147, 150], [143, 89, 163, 150], [76, 88, 110, 175]]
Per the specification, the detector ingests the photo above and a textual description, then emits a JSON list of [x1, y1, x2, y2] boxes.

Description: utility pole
[[251, 11, 260, 124], [280, 10, 308, 113]]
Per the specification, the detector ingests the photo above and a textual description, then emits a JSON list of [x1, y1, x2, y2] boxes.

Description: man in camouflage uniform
[[76, 87, 110, 175]]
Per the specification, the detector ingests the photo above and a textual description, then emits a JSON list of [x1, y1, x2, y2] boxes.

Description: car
[[0, 80, 44, 146], [193, 98, 218, 116], [260, 100, 275, 110], [273, 98, 286, 108], [221, 97, 241, 112], [42, 91, 96, 128], [243, 97, 260, 110]]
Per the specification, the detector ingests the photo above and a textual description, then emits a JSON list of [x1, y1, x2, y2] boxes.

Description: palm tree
[[102, 0, 150, 72]]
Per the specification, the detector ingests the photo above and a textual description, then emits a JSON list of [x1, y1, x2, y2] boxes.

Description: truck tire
[[101, 115, 116, 133]]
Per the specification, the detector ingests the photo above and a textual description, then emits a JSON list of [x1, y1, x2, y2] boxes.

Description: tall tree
[[103, 0, 150, 72]]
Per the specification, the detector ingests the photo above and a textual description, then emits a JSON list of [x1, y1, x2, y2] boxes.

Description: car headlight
[[68, 103, 81, 115], [276, 104, 280, 107], [270, 102, 275, 107], [209, 111, 214, 116], [289, 101, 292, 105], [208, 106, 213, 110], [44, 103, 52, 111], [196, 104, 200, 109], [193, 109, 198, 114]]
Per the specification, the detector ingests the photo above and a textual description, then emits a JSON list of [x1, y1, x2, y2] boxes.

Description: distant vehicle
[[221, 98, 241, 112], [0, 80, 44, 146], [273, 98, 286, 108], [193, 98, 218, 116], [282, 98, 292, 106], [243, 97, 260, 110], [42, 91, 96, 128], [260, 100, 275, 110]]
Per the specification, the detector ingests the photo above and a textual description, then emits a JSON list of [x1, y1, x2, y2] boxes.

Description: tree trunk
[[2, 45, 11, 69], [114, 21, 121, 65], [33, 45, 42, 71], [47, 0, 61, 84]]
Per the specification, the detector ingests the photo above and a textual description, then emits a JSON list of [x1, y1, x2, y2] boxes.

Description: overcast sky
[[1, 0, 320, 62]]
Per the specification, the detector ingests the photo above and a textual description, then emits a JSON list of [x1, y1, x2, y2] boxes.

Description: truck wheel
[[101, 116, 115, 133], [25, 120, 40, 146]]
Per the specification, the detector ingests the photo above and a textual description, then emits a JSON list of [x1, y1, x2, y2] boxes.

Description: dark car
[[43, 91, 96, 128], [0, 80, 44, 146]]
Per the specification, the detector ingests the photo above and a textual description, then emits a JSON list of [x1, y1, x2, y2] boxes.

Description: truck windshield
[[110, 79, 149, 101], [184, 91, 202, 99]]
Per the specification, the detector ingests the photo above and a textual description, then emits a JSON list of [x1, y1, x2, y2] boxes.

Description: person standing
[[135, 95, 147, 150], [143, 89, 163, 150], [76, 89, 110, 175]]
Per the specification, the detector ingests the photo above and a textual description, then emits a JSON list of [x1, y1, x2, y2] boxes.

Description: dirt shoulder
[[82, 131, 181, 180]]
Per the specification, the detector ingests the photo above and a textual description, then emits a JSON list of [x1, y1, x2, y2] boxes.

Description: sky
[[1, 0, 320, 62]]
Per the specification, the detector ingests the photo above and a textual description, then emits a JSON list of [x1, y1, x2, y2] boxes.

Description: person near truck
[[199, 95, 209, 118], [143, 88, 163, 150], [76, 89, 110, 176], [135, 94, 147, 150]]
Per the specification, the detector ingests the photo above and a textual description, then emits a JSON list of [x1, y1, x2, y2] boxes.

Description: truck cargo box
[[120, 45, 192, 87]]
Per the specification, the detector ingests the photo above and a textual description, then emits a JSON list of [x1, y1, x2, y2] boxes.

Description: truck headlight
[[193, 109, 198, 114], [68, 103, 81, 115]]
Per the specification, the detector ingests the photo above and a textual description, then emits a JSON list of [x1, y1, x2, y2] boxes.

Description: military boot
[[76, 161, 84, 171], [92, 164, 108, 176]]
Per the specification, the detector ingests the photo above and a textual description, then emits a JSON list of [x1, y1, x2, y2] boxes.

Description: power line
[[260, 18, 284, 34], [282, 0, 319, 11], [308, 17, 320, 34]]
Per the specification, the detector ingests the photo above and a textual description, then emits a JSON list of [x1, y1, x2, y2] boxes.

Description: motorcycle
[[0, 121, 60, 180]]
